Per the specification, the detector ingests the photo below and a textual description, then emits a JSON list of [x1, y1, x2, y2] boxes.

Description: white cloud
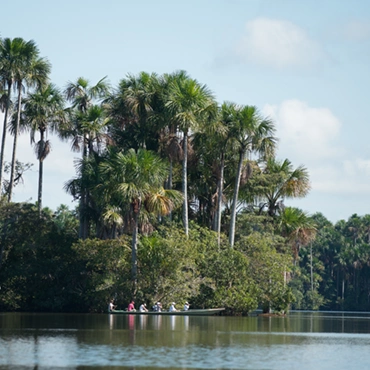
[[236, 17, 323, 68], [309, 164, 370, 195], [342, 20, 370, 42], [263, 99, 370, 201], [264, 99, 341, 163]]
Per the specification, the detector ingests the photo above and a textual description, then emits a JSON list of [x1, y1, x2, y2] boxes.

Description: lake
[[1, 311, 370, 369]]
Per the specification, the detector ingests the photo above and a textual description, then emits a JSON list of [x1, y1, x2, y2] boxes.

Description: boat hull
[[108, 308, 225, 316]]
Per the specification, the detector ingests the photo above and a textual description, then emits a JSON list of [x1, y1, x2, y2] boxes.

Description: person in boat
[[153, 302, 162, 312], [127, 300, 136, 312], [108, 300, 116, 312], [139, 303, 148, 312], [183, 302, 190, 311], [169, 302, 177, 312]]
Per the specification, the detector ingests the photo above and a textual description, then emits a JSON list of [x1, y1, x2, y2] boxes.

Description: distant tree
[[0, 38, 50, 195], [97, 148, 183, 294], [278, 207, 317, 262], [4, 38, 51, 201], [228, 105, 276, 247], [62, 76, 111, 238], [259, 158, 310, 216], [165, 72, 216, 236], [22, 83, 65, 214]]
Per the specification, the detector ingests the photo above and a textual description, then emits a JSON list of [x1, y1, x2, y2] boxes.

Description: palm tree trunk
[[229, 150, 244, 247], [8, 86, 22, 202], [37, 135, 45, 215], [0, 82, 12, 193], [78, 147, 89, 239], [131, 208, 139, 297], [216, 152, 225, 247], [167, 158, 173, 221], [182, 131, 189, 236]]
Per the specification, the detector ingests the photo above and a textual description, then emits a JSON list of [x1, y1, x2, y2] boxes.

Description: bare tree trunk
[[37, 132, 45, 215], [131, 209, 139, 297], [8, 86, 22, 202], [229, 150, 243, 247], [310, 243, 313, 292], [0, 82, 12, 192], [216, 152, 225, 248], [38, 157, 43, 215], [78, 141, 89, 239], [182, 132, 188, 237]]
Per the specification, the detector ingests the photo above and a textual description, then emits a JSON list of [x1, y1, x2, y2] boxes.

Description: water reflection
[[139, 315, 148, 330], [1, 312, 370, 369]]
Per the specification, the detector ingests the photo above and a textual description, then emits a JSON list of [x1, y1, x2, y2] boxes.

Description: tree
[[213, 102, 237, 246], [97, 148, 183, 294], [22, 83, 65, 214], [115, 72, 161, 149], [261, 158, 310, 216], [165, 72, 216, 236], [278, 207, 317, 262], [3, 38, 51, 201], [63, 76, 111, 158], [62, 77, 111, 238], [228, 105, 276, 247], [0, 38, 39, 192]]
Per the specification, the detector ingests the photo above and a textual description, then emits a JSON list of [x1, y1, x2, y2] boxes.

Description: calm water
[[1, 311, 370, 369]]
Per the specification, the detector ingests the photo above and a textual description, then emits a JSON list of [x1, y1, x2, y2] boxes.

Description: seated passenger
[[169, 302, 177, 312], [108, 300, 116, 312], [153, 302, 162, 312], [127, 300, 136, 312], [183, 302, 190, 311], [139, 303, 148, 312]]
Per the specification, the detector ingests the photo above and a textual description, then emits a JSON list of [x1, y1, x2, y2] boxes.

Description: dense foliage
[[1, 36, 370, 314]]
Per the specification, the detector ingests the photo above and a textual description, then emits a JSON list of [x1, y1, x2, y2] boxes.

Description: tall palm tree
[[22, 83, 65, 214], [62, 76, 111, 239], [0, 38, 48, 193], [119, 72, 161, 149], [165, 72, 216, 236], [228, 105, 276, 247], [63, 76, 111, 157], [258, 158, 311, 217], [97, 148, 183, 294], [3, 38, 51, 202], [64, 76, 110, 114], [278, 207, 317, 262], [213, 102, 236, 245]]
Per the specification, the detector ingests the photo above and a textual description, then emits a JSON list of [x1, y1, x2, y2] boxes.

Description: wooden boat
[[108, 308, 225, 316]]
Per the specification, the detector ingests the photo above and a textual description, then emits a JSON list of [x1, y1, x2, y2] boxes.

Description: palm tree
[[258, 158, 311, 217], [65, 76, 110, 114], [62, 76, 111, 239], [22, 83, 65, 214], [279, 207, 317, 262], [213, 102, 236, 246], [119, 72, 161, 149], [0, 38, 47, 193], [228, 105, 276, 247], [63, 76, 111, 157], [97, 148, 183, 294], [165, 72, 216, 236], [3, 38, 51, 202]]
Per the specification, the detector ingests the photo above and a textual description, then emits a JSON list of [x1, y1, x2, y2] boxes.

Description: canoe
[[108, 308, 225, 316]]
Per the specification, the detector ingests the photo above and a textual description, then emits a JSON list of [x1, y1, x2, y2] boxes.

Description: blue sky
[[2, 0, 370, 223]]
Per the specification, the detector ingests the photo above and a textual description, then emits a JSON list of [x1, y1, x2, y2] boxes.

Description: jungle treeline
[[1, 37, 370, 314]]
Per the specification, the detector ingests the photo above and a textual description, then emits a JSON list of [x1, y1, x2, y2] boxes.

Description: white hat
[[172, 302, 176, 305], [185, 302, 189, 304]]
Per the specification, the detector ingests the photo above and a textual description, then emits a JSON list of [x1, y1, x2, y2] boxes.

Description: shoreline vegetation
[[1, 37, 370, 315]]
